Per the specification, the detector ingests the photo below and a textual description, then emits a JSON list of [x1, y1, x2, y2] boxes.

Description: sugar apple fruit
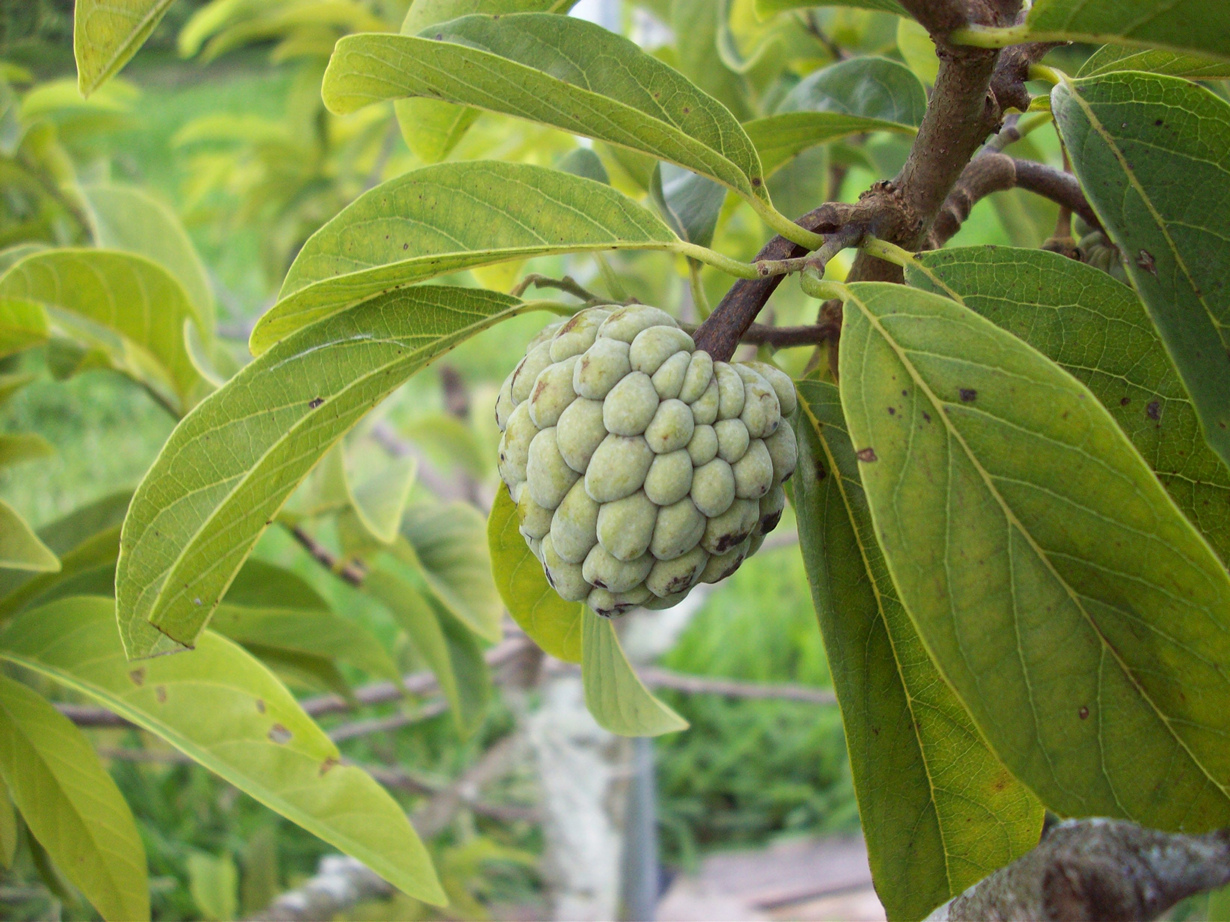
[[496, 305, 798, 617]]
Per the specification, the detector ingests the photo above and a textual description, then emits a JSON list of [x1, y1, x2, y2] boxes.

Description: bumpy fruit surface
[[496, 305, 798, 617]]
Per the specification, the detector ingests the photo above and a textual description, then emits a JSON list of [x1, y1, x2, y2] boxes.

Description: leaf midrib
[[846, 289, 1230, 806]]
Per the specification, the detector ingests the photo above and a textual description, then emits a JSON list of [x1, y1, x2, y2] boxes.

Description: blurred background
[[0, 1, 1070, 919]]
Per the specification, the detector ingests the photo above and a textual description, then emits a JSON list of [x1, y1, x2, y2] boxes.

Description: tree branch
[[927, 819, 1230, 921]]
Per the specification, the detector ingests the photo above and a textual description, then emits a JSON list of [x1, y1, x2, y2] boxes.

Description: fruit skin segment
[[496, 305, 798, 616]]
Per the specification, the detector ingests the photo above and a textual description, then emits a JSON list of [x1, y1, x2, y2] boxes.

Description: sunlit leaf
[[252, 161, 676, 354], [0, 500, 59, 573], [487, 487, 581, 663], [321, 14, 767, 201], [836, 281, 1230, 831], [582, 609, 687, 737], [908, 246, 1230, 565], [117, 287, 535, 658], [1053, 72, 1230, 468], [0, 597, 445, 905], [794, 379, 1042, 921], [1025, 0, 1230, 63], [0, 673, 148, 921], [74, 0, 175, 95], [0, 297, 48, 359]]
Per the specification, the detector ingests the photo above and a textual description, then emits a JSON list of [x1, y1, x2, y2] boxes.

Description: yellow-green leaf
[[487, 487, 582, 663], [0, 433, 53, 469], [794, 379, 1042, 921], [251, 161, 677, 354], [582, 609, 687, 737], [74, 0, 176, 95], [836, 281, 1230, 831], [0, 596, 445, 905], [0, 297, 48, 359], [117, 286, 535, 658], [0, 500, 59, 573], [0, 673, 148, 921]]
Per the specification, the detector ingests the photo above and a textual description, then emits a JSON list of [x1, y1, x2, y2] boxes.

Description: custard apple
[[496, 305, 798, 617]]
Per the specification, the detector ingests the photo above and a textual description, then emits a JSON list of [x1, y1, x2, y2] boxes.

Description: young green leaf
[[0, 500, 59, 573], [395, 502, 504, 643], [252, 161, 676, 354], [794, 379, 1042, 921], [487, 487, 582, 663], [0, 596, 446, 905], [82, 183, 216, 333], [0, 433, 53, 468], [350, 458, 418, 546], [0, 673, 148, 921], [582, 609, 687, 737], [0, 249, 204, 409], [117, 286, 534, 658], [1026, 0, 1230, 63], [908, 246, 1230, 565], [0, 491, 130, 619], [0, 297, 49, 359], [1077, 44, 1230, 79], [321, 14, 766, 202], [1053, 73, 1230, 469], [74, 0, 176, 95], [837, 281, 1230, 831], [365, 569, 491, 735], [187, 851, 239, 922], [746, 56, 924, 175]]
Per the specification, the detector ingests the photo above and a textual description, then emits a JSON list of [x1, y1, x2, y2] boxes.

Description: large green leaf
[[836, 281, 1230, 830], [0, 597, 445, 905], [251, 161, 676, 354], [908, 246, 1230, 566], [117, 286, 534, 658], [74, 0, 176, 95], [396, 502, 503, 642], [487, 487, 582, 663], [365, 569, 491, 734], [394, 0, 578, 162], [1078, 44, 1230, 79], [1053, 73, 1230, 469], [0, 673, 148, 921], [1026, 0, 1230, 63], [0, 500, 59, 573], [0, 491, 130, 618], [82, 183, 216, 333], [0, 249, 204, 409], [582, 609, 687, 737], [794, 379, 1041, 921], [746, 56, 924, 175], [321, 14, 767, 202], [0, 297, 48, 359]]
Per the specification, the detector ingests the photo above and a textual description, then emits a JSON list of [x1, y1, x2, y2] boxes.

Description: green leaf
[[252, 161, 676, 354], [82, 183, 216, 334], [0, 371, 36, 406], [117, 286, 534, 658], [582, 609, 687, 737], [0, 249, 204, 410], [794, 379, 1043, 921], [350, 458, 418, 546], [671, 0, 752, 121], [836, 281, 1230, 831], [0, 433, 53, 468], [487, 487, 582, 663], [908, 246, 1230, 566], [1053, 72, 1230, 468], [1026, 0, 1230, 63], [212, 565, 400, 683], [746, 56, 924, 175], [396, 502, 503, 642], [74, 0, 176, 95], [650, 164, 726, 250], [0, 500, 59, 573], [1078, 43, 1230, 78], [755, 0, 906, 15], [0, 775, 18, 869], [0, 491, 130, 619], [393, 0, 577, 162], [321, 14, 766, 202], [0, 596, 446, 905], [0, 297, 49, 359], [187, 851, 238, 922], [0, 673, 148, 921], [897, 16, 939, 86], [366, 569, 490, 734]]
